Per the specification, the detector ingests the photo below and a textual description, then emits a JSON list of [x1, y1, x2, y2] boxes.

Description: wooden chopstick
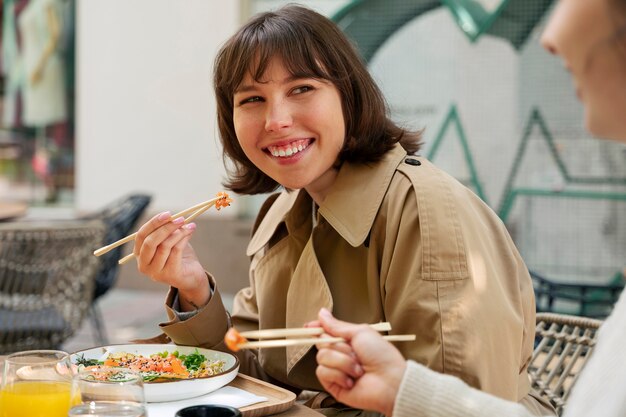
[[93, 196, 223, 258], [117, 201, 213, 265], [237, 334, 416, 350], [240, 322, 392, 339]]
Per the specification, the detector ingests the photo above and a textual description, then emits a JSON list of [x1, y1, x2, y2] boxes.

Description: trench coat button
[[405, 158, 421, 166]]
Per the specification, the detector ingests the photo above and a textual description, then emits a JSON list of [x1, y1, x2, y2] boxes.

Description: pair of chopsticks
[[93, 193, 231, 265], [235, 322, 416, 350]]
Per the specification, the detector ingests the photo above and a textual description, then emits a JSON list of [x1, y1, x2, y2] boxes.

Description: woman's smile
[[264, 138, 314, 158]]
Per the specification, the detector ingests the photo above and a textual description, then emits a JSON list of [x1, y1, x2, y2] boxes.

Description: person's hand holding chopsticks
[[97, 193, 232, 264], [221, 312, 414, 415], [101, 192, 232, 312], [313, 308, 408, 417], [131, 208, 211, 311]]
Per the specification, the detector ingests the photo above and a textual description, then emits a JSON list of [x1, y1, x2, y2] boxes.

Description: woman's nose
[[265, 103, 293, 132], [539, 0, 565, 57], [540, 31, 558, 56]]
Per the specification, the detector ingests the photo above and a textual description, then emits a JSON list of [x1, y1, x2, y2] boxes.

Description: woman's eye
[[292, 85, 313, 95], [239, 96, 262, 105]]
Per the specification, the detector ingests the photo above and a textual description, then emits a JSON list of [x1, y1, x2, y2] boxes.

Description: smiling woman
[[129, 5, 548, 416]]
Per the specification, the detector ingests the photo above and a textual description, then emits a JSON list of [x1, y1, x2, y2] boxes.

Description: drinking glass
[[0, 350, 73, 417], [68, 367, 147, 417]]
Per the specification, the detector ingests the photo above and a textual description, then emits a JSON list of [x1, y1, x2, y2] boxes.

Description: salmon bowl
[[70, 344, 239, 402]]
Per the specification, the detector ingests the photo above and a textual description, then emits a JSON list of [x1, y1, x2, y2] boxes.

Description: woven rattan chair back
[[82, 194, 152, 301], [81, 193, 151, 344], [529, 312, 603, 415], [0, 220, 105, 353]]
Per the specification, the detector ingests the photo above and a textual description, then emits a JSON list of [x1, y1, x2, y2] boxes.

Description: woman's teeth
[[268, 140, 309, 157]]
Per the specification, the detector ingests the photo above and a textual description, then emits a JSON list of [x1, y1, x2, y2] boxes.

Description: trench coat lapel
[[246, 190, 300, 256], [285, 235, 333, 373]]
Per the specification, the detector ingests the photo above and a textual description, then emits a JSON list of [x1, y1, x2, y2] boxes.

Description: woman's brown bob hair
[[214, 4, 422, 195]]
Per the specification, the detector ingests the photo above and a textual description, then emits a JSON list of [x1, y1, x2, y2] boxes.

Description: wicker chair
[[529, 312, 603, 415], [0, 220, 105, 354], [81, 193, 152, 345]]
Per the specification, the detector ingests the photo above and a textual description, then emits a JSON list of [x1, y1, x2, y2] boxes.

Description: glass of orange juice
[[0, 350, 73, 417]]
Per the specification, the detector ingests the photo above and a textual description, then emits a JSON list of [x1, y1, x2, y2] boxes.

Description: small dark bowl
[[175, 405, 242, 417]]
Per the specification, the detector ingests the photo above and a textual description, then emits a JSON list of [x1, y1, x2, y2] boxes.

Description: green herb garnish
[[178, 349, 206, 371], [74, 353, 103, 367]]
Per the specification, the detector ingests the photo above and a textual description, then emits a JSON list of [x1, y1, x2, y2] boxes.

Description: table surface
[[0, 355, 322, 416]]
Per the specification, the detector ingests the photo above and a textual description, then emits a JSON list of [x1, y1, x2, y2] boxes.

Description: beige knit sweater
[[392, 290, 626, 417]]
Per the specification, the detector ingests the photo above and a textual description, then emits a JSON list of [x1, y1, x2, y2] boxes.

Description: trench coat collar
[[319, 143, 407, 247], [246, 143, 407, 255]]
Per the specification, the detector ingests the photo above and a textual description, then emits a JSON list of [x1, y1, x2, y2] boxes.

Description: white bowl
[[70, 344, 239, 402]]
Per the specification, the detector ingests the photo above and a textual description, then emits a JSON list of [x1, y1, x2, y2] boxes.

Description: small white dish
[[70, 344, 239, 403]]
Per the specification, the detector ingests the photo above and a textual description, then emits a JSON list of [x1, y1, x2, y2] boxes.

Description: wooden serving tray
[[230, 373, 296, 417]]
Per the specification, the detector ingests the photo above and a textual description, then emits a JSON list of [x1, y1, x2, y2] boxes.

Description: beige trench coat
[[160, 144, 540, 409]]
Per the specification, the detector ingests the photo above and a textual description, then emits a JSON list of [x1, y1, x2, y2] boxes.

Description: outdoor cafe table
[[0, 355, 323, 416]]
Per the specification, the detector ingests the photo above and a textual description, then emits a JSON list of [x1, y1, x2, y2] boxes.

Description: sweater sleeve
[[393, 361, 536, 417]]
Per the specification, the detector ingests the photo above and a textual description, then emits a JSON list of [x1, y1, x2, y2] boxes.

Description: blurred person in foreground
[[313, 0, 626, 416]]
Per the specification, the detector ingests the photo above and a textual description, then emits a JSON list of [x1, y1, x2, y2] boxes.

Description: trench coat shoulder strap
[[396, 157, 469, 280], [246, 190, 300, 256]]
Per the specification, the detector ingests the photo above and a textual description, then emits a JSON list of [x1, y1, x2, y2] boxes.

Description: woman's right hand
[[133, 212, 210, 310]]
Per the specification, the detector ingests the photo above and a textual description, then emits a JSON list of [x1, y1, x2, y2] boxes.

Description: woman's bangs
[[244, 32, 330, 82], [283, 46, 331, 81]]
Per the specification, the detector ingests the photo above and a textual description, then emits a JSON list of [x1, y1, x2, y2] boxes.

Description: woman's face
[[233, 57, 345, 202], [541, 0, 626, 142]]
